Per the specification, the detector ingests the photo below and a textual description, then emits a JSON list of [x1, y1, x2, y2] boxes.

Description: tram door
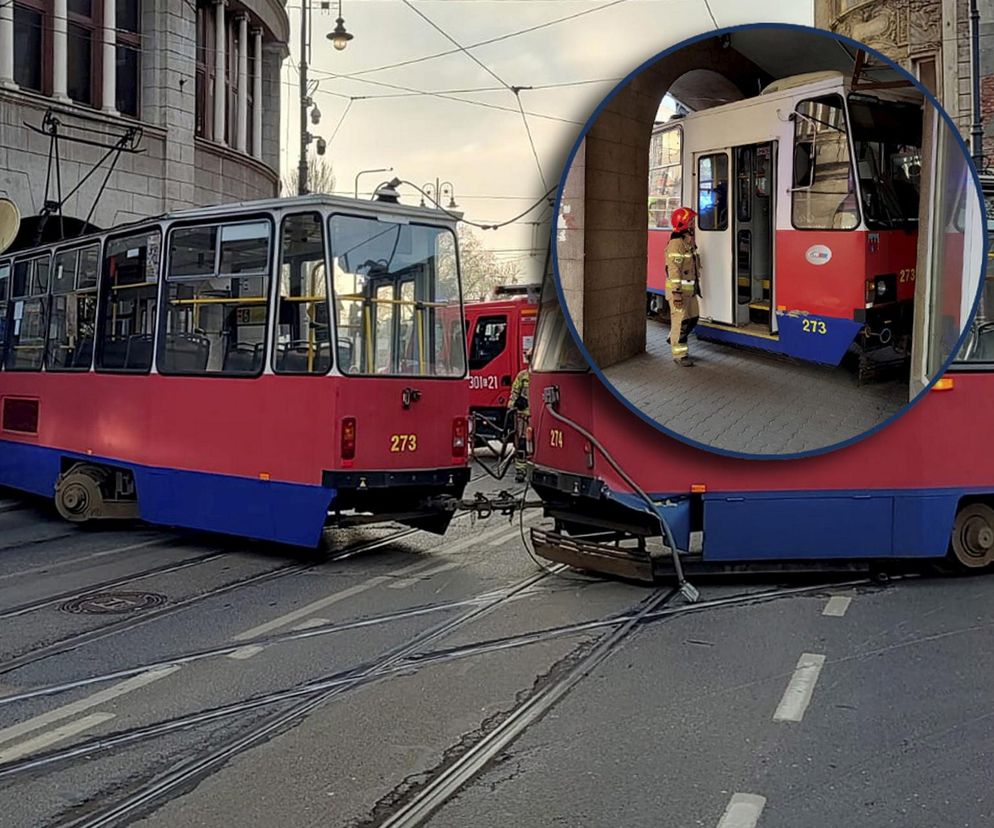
[[732, 142, 776, 332]]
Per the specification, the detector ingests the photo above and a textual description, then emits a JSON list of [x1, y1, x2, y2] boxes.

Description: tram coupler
[[427, 490, 544, 522]]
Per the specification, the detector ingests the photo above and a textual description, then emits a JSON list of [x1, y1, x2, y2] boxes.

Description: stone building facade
[[0, 0, 289, 232], [815, 0, 994, 164]]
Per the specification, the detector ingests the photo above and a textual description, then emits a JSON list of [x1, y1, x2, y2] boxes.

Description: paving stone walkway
[[601, 319, 909, 455]]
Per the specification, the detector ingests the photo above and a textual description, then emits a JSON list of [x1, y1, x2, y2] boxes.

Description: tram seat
[[161, 332, 210, 373], [124, 334, 154, 369], [275, 340, 331, 373], [974, 324, 994, 361], [223, 342, 264, 374], [72, 337, 94, 369]]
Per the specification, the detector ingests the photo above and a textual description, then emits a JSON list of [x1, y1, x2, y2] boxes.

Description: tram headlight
[[876, 279, 888, 298]]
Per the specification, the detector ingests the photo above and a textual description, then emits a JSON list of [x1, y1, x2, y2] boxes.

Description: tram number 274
[[390, 434, 418, 452], [549, 429, 564, 448]]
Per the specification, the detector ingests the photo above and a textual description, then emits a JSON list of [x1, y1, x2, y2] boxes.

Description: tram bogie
[[0, 194, 471, 546]]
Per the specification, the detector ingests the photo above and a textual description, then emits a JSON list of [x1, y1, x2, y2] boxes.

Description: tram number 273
[[390, 434, 419, 452], [802, 319, 828, 335]]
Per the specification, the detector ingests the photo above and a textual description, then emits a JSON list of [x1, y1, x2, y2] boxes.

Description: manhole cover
[[61, 591, 168, 615]]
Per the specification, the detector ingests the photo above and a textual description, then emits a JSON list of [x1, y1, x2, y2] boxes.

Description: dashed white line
[[0, 712, 116, 764], [290, 617, 331, 631], [823, 596, 852, 617], [773, 652, 826, 723], [226, 645, 265, 661], [0, 667, 179, 747], [388, 560, 463, 590], [716, 793, 767, 828], [0, 538, 167, 582]]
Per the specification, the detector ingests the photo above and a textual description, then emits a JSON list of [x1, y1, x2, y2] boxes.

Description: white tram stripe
[[822, 596, 852, 617], [0, 712, 116, 764], [716, 793, 767, 828], [773, 653, 826, 723], [290, 617, 332, 631], [226, 645, 265, 660], [0, 667, 179, 747]]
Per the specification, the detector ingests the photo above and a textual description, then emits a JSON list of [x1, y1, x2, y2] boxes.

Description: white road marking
[[0, 712, 116, 764], [0, 538, 166, 582], [233, 557, 435, 641], [442, 513, 542, 557], [488, 527, 527, 547], [291, 617, 332, 631], [388, 560, 463, 590], [716, 793, 767, 828], [823, 596, 852, 617], [773, 652, 827, 723], [226, 645, 265, 660], [0, 667, 178, 747]]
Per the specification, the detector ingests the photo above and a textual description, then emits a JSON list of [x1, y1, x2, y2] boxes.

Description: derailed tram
[[647, 71, 925, 374], [531, 169, 993, 581], [0, 193, 470, 546]]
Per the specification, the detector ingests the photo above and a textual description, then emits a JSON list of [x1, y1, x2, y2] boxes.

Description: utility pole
[[971, 0, 985, 170], [297, 0, 310, 196]]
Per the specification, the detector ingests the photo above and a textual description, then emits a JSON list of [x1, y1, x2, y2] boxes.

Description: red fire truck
[[465, 285, 538, 439]]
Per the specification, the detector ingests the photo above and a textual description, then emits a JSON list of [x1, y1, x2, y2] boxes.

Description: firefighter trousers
[[667, 293, 699, 360]]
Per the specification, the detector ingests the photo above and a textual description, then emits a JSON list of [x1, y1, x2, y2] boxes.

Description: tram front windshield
[[330, 215, 465, 377], [848, 96, 923, 229], [532, 270, 588, 374]]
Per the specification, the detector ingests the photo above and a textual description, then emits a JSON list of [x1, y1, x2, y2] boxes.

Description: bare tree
[[283, 155, 337, 196], [457, 225, 524, 302]]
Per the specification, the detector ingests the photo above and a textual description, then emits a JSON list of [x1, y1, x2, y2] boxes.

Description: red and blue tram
[[0, 194, 471, 547], [647, 71, 934, 369], [531, 172, 993, 577]]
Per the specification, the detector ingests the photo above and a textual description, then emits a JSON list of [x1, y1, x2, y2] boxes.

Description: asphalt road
[[0, 475, 991, 828]]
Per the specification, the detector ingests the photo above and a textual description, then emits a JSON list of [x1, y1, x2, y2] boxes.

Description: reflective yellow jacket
[[665, 233, 702, 296], [508, 369, 530, 416]]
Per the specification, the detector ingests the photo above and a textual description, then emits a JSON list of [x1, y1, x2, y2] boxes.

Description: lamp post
[[355, 167, 393, 199], [297, 0, 355, 196], [420, 179, 458, 210]]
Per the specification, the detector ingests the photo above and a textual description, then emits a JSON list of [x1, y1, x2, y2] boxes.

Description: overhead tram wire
[[704, 0, 719, 28], [393, 3, 550, 193], [304, 0, 630, 80], [400, 181, 556, 231]]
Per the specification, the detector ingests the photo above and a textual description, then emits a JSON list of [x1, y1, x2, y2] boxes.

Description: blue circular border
[[550, 20, 989, 462]]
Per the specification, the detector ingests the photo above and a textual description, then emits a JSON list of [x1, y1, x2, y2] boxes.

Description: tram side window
[[275, 213, 331, 374], [5, 254, 51, 371], [160, 220, 271, 376], [469, 315, 508, 370], [792, 95, 859, 231], [47, 245, 100, 371], [697, 153, 728, 231], [97, 230, 161, 372], [331, 215, 466, 377], [649, 127, 682, 229], [0, 261, 8, 366]]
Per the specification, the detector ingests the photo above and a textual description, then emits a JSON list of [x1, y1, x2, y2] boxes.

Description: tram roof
[[0, 193, 462, 258]]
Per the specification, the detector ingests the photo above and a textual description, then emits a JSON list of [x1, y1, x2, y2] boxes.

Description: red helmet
[[670, 207, 697, 233]]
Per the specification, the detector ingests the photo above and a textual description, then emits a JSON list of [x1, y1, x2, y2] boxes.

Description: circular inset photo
[[553, 23, 986, 458]]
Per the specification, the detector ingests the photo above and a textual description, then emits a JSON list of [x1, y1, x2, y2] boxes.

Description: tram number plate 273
[[390, 434, 418, 452], [801, 319, 827, 335]]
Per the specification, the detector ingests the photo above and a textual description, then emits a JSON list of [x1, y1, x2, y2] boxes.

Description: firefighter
[[665, 206, 702, 366], [507, 350, 531, 483]]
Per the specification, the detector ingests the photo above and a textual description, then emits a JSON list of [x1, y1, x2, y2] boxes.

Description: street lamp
[[327, 0, 354, 51], [355, 167, 393, 199], [420, 179, 458, 210], [297, 0, 357, 195]]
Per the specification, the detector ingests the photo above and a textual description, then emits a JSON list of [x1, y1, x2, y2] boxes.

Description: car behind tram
[[531, 171, 992, 579], [0, 194, 470, 547], [647, 70, 926, 374]]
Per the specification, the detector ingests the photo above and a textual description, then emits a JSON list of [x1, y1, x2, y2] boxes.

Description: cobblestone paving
[[602, 319, 909, 455]]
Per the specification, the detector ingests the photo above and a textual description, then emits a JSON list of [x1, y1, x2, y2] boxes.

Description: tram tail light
[[525, 426, 534, 455], [452, 417, 467, 458], [341, 417, 356, 462]]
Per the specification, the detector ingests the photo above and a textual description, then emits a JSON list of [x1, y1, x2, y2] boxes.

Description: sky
[[280, 0, 815, 281]]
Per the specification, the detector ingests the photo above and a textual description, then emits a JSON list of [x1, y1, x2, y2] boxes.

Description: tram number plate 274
[[390, 434, 418, 452]]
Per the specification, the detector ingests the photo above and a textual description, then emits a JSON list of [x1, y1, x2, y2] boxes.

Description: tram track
[[50, 565, 563, 828], [0, 576, 877, 793], [0, 526, 424, 678]]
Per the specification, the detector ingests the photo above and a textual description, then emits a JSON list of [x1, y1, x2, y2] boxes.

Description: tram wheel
[[950, 503, 994, 570], [54, 465, 107, 523]]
